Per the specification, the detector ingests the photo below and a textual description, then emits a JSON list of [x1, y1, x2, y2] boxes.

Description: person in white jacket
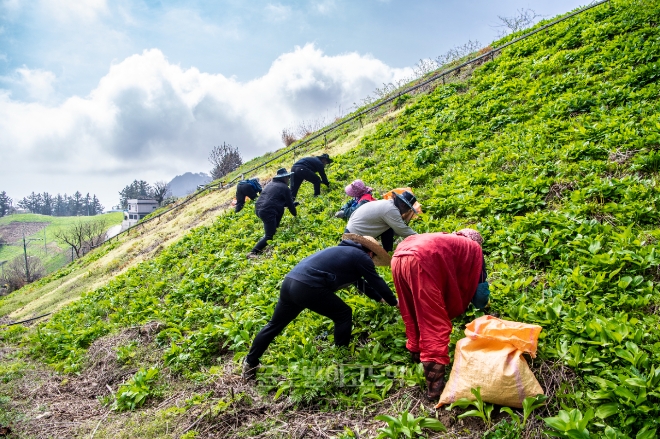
[[345, 190, 417, 252]]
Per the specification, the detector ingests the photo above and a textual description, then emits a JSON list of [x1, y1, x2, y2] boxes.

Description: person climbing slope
[[242, 234, 398, 381], [234, 177, 262, 213], [247, 168, 297, 259], [391, 228, 489, 400], [345, 190, 418, 252], [290, 153, 332, 199], [334, 179, 376, 219]]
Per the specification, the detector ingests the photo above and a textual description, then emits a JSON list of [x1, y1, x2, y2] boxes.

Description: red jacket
[[392, 233, 483, 364]]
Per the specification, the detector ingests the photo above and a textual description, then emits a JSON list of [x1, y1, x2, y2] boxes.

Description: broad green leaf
[[418, 418, 447, 432], [595, 403, 618, 419]]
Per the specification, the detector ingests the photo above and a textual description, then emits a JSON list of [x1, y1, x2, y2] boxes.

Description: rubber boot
[[422, 361, 446, 401]]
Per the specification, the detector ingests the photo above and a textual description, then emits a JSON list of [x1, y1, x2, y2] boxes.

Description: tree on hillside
[[54, 194, 66, 216], [152, 181, 171, 206], [4, 255, 44, 291], [69, 191, 83, 216], [91, 195, 104, 215], [496, 8, 542, 37], [118, 180, 153, 209], [209, 143, 242, 181], [53, 218, 108, 259], [81, 193, 103, 216], [0, 191, 11, 217], [41, 192, 53, 216], [15, 191, 102, 216]]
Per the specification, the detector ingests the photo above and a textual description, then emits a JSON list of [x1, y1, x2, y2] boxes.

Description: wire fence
[[101, 0, 610, 247]]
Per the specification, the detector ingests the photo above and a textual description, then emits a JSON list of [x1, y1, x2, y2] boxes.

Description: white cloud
[[264, 3, 292, 22], [14, 67, 57, 101], [39, 0, 108, 23], [0, 66, 57, 102], [0, 45, 411, 207], [313, 0, 336, 15]]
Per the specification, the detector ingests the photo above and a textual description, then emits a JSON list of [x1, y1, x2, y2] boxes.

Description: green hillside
[[0, 213, 123, 279], [2, 0, 660, 437]]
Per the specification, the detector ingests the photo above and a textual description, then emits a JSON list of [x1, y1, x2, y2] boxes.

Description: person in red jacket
[[391, 229, 489, 400]]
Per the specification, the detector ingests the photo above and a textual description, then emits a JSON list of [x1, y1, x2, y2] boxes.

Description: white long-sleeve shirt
[[346, 199, 417, 239]]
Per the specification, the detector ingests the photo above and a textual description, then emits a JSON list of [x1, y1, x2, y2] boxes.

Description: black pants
[[246, 277, 352, 366], [291, 166, 322, 199], [252, 209, 282, 253], [235, 184, 258, 213], [380, 228, 395, 252]]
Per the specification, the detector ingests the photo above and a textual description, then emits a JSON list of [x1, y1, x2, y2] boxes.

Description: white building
[[121, 199, 159, 229]]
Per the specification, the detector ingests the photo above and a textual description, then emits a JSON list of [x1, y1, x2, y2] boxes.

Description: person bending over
[[346, 190, 418, 252], [247, 168, 296, 259], [242, 234, 398, 381], [234, 178, 262, 213], [290, 153, 332, 199], [391, 228, 489, 400]]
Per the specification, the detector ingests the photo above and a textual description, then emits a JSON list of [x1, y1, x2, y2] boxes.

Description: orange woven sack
[[382, 188, 423, 214], [436, 315, 544, 409]]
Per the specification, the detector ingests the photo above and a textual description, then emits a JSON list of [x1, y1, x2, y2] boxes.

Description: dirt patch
[[2, 347, 503, 439], [1, 322, 167, 439], [545, 181, 577, 202], [609, 148, 640, 165], [0, 222, 49, 245]]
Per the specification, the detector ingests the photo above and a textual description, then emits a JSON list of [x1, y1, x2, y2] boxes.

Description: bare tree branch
[[54, 218, 107, 259], [496, 9, 543, 37], [152, 181, 171, 206], [209, 143, 243, 181]]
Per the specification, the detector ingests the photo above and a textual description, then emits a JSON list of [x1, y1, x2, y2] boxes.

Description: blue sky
[[0, 0, 589, 208]]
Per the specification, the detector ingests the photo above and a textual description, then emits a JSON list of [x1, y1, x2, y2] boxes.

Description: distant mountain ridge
[[167, 172, 211, 197]]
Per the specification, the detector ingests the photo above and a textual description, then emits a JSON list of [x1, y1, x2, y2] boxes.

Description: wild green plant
[[500, 394, 549, 428], [111, 367, 160, 411], [448, 387, 494, 427], [115, 341, 138, 365], [374, 410, 446, 439], [543, 408, 593, 439]]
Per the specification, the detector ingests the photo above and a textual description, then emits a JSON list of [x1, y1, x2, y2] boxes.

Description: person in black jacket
[[235, 178, 262, 213], [290, 153, 332, 199], [242, 233, 398, 381], [247, 168, 297, 259]]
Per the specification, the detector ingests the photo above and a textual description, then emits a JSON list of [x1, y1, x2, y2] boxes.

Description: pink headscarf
[[454, 228, 483, 245], [345, 179, 373, 198]]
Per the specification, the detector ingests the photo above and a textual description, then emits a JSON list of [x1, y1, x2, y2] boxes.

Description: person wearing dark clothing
[[235, 178, 262, 213], [248, 168, 297, 258], [290, 153, 332, 199], [242, 235, 398, 380]]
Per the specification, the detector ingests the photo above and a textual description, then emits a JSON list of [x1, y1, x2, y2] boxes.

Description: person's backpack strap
[[248, 179, 262, 192]]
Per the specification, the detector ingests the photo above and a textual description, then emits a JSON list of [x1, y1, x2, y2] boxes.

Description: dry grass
[[608, 148, 640, 165], [1, 322, 571, 439], [545, 181, 577, 202]]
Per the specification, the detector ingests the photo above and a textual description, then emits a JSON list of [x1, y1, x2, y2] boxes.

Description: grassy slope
[[0, 212, 123, 275], [0, 119, 385, 322], [2, 0, 660, 437]]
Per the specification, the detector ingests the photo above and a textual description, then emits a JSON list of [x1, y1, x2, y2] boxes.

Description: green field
[[0, 212, 123, 276]]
